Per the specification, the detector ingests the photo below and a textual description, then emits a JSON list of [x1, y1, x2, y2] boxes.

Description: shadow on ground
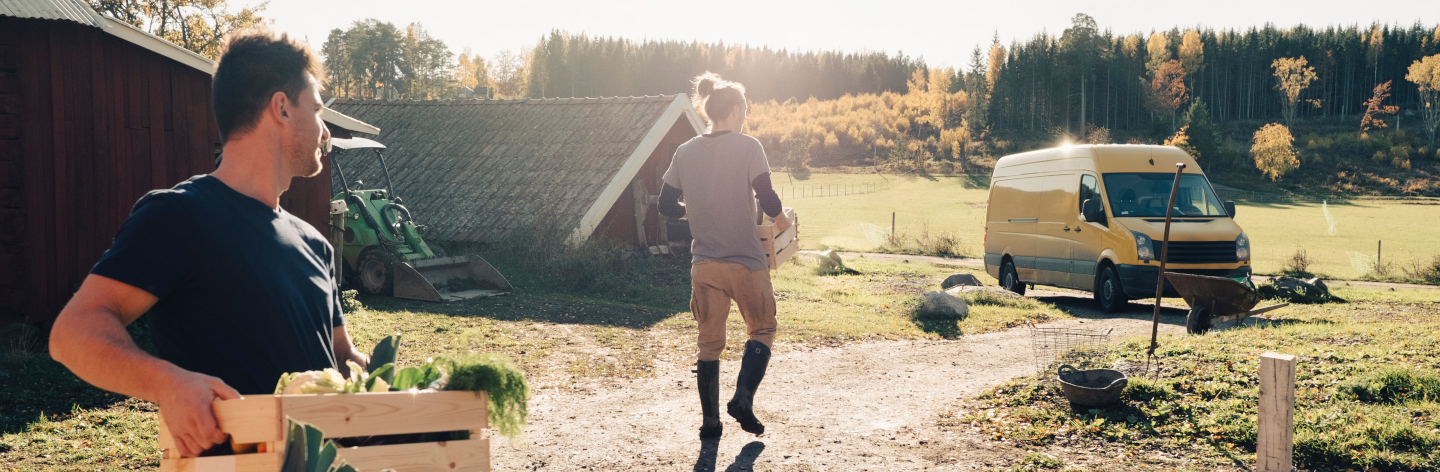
[[357, 292, 687, 329]]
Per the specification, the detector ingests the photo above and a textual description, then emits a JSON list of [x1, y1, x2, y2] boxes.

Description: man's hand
[[156, 370, 241, 458], [772, 213, 792, 235]]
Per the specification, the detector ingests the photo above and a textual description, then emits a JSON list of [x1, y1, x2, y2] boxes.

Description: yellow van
[[983, 145, 1249, 312]]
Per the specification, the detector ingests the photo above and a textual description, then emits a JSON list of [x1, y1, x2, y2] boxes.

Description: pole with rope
[[1146, 163, 1187, 378]]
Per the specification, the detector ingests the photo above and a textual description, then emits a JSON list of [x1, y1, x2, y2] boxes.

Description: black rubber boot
[[727, 340, 771, 436], [694, 360, 722, 439]]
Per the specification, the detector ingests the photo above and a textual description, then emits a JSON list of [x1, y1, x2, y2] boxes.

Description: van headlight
[[1132, 231, 1154, 262], [1236, 232, 1250, 262]]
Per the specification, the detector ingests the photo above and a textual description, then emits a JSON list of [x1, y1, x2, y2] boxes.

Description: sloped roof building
[[327, 95, 703, 246]]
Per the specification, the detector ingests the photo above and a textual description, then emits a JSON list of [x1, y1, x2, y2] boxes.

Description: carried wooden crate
[[757, 208, 799, 270], [158, 391, 489, 472]]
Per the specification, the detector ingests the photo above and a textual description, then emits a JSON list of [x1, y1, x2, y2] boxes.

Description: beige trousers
[[691, 260, 778, 361]]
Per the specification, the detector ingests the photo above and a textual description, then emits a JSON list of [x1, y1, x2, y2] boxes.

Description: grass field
[[954, 286, 1440, 471], [776, 172, 1440, 281]]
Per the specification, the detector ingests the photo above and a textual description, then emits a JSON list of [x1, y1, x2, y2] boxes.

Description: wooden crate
[[158, 391, 490, 472], [757, 208, 799, 270]]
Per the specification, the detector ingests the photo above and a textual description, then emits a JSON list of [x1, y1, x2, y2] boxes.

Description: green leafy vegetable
[[437, 354, 531, 441], [368, 334, 399, 379]]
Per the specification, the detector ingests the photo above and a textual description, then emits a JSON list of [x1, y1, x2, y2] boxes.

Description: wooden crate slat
[[337, 438, 490, 472], [281, 391, 487, 438], [160, 451, 282, 472], [216, 396, 284, 444]]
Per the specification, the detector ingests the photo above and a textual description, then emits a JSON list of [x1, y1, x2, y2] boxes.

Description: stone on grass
[[918, 291, 969, 321], [945, 285, 1024, 299], [940, 273, 983, 289]]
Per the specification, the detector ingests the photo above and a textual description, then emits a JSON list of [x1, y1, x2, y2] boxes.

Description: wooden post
[[1258, 352, 1296, 472], [630, 178, 648, 250], [1378, 240, 1382, 267]]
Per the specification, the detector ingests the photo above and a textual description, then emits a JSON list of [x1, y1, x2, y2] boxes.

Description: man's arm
[[332, 325, 369, 376], [50, 274, 241, 458]]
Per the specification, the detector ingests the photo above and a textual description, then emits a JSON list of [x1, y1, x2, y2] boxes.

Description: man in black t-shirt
[[48, 30, 367, 458]]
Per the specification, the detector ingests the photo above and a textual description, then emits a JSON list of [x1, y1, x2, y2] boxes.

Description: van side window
[[1079, 174, 1100, 213]]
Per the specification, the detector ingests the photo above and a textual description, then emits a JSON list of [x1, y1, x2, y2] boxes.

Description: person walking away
[[48, 30, 369, 458], [659, 72, 790, 439]]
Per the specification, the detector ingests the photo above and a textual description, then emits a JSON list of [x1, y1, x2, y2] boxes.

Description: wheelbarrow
[[1164, 272, 1288, 335]]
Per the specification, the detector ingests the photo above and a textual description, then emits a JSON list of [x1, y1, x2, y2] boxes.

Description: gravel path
[[492, 291, 1194, 471]]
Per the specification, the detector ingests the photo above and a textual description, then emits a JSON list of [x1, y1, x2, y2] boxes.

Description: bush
[[1282, 248, 1314, 277], [1401, 255, 1440, 284], [876, 221, 964, 257], [339, 289, 363, 313]]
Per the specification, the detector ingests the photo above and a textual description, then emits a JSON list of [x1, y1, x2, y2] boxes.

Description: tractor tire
[[1001, 260, 1026, 296], [357, 247, 397, 296], [1186, 306, 1212, 335], [1095, 266, 1129, 313]]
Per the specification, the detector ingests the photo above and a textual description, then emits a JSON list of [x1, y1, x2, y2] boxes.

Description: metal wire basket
[[1028, 323, 1115, 378]]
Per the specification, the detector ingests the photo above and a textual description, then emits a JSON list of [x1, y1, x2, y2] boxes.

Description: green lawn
[[776, 172, 1440, 281], [954, 286, 1440, 471]]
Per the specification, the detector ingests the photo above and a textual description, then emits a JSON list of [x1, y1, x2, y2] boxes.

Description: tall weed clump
[[876, 221, 964, 257], [453, 219, 688, 301]]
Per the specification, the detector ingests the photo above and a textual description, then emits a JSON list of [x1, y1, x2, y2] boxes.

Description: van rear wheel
[[1001, 260, 1026, 296], [1095, 266, 1128, 313]]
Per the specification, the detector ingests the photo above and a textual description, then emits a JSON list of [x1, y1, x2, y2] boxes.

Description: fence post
[[1258, 352, 1296, 472]]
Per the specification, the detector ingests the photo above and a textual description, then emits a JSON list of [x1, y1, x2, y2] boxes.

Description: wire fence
[[776, 182, 880, 199]]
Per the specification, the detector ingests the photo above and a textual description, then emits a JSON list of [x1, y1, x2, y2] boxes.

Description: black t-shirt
[[91, 175, 343, 395]]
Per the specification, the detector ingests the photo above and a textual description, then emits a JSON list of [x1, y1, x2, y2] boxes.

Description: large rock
[[945, 285, 1024, 300], [918, 291, 969, 320], [940, 273, 983, 289]]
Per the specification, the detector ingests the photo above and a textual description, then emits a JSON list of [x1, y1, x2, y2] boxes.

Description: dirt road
[[492, 291, 1199, 471]]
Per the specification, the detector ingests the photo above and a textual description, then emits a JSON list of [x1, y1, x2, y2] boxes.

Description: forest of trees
[[520, 31, 924, 103], [984, 15, 1440, 134]]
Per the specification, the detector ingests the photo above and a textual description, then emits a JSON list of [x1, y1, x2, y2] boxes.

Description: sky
[[267, 0, 1435, 69]]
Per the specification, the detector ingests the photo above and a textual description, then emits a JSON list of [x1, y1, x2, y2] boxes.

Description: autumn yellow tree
[[1407, 54, 1440, 147], [456, 49, 492, 93], [1271, 57, 1317, 127], [1360, 81, 1400, 132], [1146, 32, 1171, 76], [1149, 60, 1188, 126], [91, 0, 266, 59], [1252, 123, 1300, 181], [1179, 30, 1204, 78]]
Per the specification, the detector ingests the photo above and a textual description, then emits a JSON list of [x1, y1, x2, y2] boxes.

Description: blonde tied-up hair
[[691, 71, 747, 127]]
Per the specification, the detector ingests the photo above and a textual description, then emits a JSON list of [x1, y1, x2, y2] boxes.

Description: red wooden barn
[[0, 0, 377, 326]]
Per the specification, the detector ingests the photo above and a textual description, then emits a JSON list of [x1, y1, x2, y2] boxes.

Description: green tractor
[[328, 137, 512, 301]]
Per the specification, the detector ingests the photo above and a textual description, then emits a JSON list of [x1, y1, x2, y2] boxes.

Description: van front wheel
[[1001, 260, 1026, 296], [1095, 266, 1128, 313]]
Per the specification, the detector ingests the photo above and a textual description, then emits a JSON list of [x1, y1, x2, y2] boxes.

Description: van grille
[[1152, 241, 1237, 264]]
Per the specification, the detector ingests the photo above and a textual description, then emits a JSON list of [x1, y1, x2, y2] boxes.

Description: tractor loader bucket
[[392, 255, 514, 302]]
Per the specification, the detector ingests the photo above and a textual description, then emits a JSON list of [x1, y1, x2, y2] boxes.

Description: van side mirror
[[1081, 198, 1107, 225], [1223, 201, 1236, 217]]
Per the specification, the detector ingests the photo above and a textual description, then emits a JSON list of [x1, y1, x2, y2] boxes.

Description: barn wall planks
[[0, 17, 338, 326]]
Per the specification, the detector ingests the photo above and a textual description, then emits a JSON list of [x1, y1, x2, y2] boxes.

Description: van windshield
[[1102, 173, 1227, 217]]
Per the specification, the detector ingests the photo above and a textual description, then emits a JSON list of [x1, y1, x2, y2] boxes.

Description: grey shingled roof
[[0, 0, 106, 27], [328, 95, 689, 243]]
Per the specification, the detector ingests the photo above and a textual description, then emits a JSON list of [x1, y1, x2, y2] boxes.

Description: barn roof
[[328, 95, 703, 244], [0, 0, 105, 28]]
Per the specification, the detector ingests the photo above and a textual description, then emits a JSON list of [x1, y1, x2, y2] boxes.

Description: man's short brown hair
[[212, 29, 323, 142]]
